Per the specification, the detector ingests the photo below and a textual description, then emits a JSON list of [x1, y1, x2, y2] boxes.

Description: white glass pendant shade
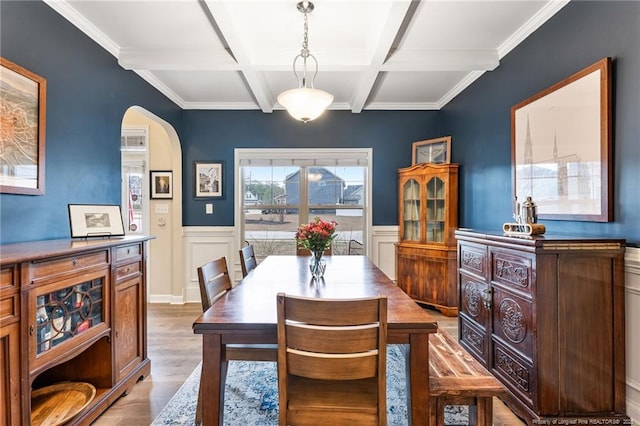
[[277, 87, 334, 123]]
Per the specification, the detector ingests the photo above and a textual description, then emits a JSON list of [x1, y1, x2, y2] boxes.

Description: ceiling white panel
[[45, 0, 570, 112], [373, 70, 470, 103]]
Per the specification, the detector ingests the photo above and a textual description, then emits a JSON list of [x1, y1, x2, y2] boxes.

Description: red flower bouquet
[[295, 217, 338, 253]]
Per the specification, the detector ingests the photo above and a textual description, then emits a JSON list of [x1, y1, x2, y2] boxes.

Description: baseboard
[[626, 397, 640, 424], [149, 294, 185, 304]]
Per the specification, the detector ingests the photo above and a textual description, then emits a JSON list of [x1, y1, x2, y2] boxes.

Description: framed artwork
[[68, 204, 125, 238], [512, 57, 611, 222], [412, 136, 451, 165], [0, 57, 47, 195], [195, 161, 223, 198], [150, 170, 173, 199]]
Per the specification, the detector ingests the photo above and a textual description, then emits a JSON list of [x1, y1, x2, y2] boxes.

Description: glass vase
[[309, 250, 326, 279]]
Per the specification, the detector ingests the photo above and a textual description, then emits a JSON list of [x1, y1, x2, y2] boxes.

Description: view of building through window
[[241, 164, 366, 257]]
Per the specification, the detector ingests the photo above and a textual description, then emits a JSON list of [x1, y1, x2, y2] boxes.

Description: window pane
[[244, 209, 300, 256], [307, 166, 365, 254], [123, 168, 144, 234], [243, 166, 298, 207], [307, 208, 364, 255], [307, 166, 365, 206], [240, 157, 367, 257]]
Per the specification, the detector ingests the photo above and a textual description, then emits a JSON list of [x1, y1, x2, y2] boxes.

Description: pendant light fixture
[[277, 1, 333, 123]]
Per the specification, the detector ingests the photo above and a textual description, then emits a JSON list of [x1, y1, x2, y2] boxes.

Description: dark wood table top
[[193, 255, 437, 336]]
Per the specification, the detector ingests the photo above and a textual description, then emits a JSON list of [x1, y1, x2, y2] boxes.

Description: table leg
[[201, 334, 228, 426], [409, 333, 431, 425]]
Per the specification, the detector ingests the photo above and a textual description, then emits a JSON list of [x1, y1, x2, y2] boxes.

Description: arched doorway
[[121, 106, 183, 302]]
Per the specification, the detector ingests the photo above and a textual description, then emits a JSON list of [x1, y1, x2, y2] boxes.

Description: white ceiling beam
[[498, 0, 571, 58], [251, 48, 370, 71], [43, 0, 120, 57], [118, 49, 239, 71], [202, 0, 275, 113], [182, 101, 261, 110], [365, 101, 441, 111], [383, 49, 499, 71], [350, 0, 414, 113]]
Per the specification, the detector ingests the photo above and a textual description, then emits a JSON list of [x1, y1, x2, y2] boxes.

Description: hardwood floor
[[93, 303, 202, 425], [93, 303, 525, 425]]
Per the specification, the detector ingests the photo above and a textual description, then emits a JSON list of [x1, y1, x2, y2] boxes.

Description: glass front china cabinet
[[396, 163, 459, 316]]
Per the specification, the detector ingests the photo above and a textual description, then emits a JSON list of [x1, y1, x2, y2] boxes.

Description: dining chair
[[276, 293, 388, 426], [295, 246, 332, 256], [195, 256, 277, 425], [239, 244, 258, 277]]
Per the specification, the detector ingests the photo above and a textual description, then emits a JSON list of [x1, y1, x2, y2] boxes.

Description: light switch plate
[[155, 203, 169, 214], [206, 203, 213, 214]]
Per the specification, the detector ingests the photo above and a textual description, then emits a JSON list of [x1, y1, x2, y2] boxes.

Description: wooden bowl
[[31, 382, 96, 426]]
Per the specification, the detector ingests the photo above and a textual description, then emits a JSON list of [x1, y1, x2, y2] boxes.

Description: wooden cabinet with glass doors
[[0, 236, 150, 425], [396, 163, 459, 316]]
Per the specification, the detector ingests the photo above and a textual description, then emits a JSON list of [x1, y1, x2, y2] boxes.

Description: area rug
[[151, 344, 468, 425]]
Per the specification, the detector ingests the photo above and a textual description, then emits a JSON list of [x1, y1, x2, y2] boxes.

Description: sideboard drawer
[[115, 261, 141, 282], [30, 250, 109, 282], [115, 244, 141, 263], [1, 266, 16, 292], [0, 295, 18, 323]]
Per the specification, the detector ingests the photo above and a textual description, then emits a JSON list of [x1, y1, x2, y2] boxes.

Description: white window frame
[[121, 126, 150, 236], [234, 148, 373, 257]]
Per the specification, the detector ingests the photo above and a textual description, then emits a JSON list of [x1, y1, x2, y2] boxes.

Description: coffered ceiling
[[44, 0, 569, 113]]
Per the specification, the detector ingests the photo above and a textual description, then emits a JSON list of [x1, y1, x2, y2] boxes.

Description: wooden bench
[[428, 328, 505, 426]]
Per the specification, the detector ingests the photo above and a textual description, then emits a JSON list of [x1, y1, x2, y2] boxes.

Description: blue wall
[[1, 1, 638, 246], [0, 1, 183, 244], [442, 1, 640, 245], [182, 109, 440, 226]]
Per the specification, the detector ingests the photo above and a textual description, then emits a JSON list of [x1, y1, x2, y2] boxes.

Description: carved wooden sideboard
[[455, 229, 628, 424], [0, 236, 151, 425]]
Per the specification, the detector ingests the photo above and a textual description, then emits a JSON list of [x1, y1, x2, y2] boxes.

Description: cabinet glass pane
[[36, 278, 105, 354], [425, 177, 445, 243], [426, 221, 445, 242], [403, 179, 420, 201], [426, 177, 444, 199], [403, 179, 420, 241]]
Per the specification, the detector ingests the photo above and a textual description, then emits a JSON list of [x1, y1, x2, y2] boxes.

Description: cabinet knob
[[72, 259, 78, 266]]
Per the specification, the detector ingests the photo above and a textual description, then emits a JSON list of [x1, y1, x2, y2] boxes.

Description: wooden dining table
[[193, 255, 438, 425]]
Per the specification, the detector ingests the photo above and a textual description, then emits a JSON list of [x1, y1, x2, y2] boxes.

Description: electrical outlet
[[206, 203, 213, 214]]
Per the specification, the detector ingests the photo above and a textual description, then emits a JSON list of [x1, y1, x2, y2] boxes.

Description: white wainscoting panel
[[371, 226, 399, 281], [626, 247, 640, 423], [180, 226, 236, 304]]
